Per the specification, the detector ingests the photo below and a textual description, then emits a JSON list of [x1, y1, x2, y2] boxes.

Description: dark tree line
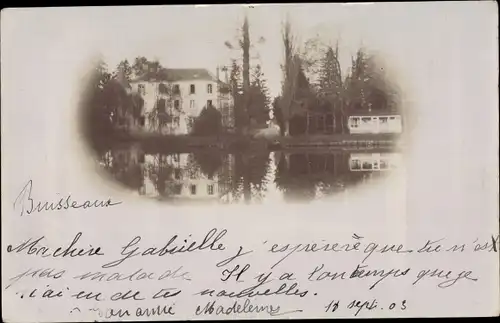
[[273, 20, 402, 136], [81, 59, 145, 151]]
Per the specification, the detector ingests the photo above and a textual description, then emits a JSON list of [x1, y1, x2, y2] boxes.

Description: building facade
[[129, 67, 234, 135], [347, 112, 403, 134]]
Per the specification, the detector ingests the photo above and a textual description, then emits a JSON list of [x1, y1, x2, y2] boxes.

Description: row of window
[[187, 184, 215, 196], [157, 99, 214, 112], [137, 83, 214, 96], [349, 116, 399, 128]]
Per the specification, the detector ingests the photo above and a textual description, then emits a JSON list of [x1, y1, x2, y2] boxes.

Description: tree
[[132, 56, 149, 77], [318, 46, 342, 99], [248, 64, 271, 126], [192, 105, 223, 136], [278, 18, 297, 136], [229, 59, 249, 131], [114, 60, 133, 82], [192, 150, 224, 180], [301, 37, 327, 91], [241, 16, 251, 96], [318, 45, 345, 133], [82, 60, 114, 148], [229, 59, 242, 98], [272, 96, 285, 136], [345, 49, 400, 113]]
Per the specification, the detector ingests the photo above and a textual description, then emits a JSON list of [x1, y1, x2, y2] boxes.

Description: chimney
[[216, 66, 220, 81]]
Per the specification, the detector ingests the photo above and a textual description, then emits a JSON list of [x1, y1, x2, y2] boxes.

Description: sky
[[89, 4, 406, 98], [57, 2, 492, 102]]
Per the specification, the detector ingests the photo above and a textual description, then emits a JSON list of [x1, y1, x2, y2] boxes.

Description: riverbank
[[98, 132, 402, 153]]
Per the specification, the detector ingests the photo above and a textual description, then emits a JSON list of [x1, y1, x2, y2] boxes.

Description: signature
[[13, 180, 122, 216]]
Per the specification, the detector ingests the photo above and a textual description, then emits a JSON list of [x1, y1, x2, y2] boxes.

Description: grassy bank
[[97, 131, 402, 153]]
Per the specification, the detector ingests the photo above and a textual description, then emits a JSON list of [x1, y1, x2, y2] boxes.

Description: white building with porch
[[348, 111, 403, 134]]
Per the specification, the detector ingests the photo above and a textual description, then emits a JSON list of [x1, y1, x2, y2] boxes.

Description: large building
[[129, 66, 234, 134]]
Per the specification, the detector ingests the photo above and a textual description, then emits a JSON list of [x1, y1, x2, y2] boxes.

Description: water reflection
[[96, 145, 402, 204]]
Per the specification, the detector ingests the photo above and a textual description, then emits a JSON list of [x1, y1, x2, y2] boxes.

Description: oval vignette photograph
[[79, 7, 408, 206]]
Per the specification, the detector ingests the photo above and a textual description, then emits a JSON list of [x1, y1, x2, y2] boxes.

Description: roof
[[131, 68, 216, 83]]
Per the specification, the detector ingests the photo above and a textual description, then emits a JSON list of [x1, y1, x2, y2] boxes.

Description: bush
[[192, 105, 223, 136]]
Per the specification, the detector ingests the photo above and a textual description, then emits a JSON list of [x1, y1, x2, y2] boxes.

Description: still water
[[96, 144, 402, 204]]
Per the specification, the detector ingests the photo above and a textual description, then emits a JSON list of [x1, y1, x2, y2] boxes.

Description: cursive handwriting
[[195, 299, 302, 317], [102, 228, 227, 268], [196, 271, 308, 299], [6, 267, 66, 289], [73, 266, 191, 282], [6, 232, 104, 258], [13, 180, 122, 216]]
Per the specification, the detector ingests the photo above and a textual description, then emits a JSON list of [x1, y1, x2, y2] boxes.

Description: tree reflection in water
[[95, 143, 396, 204]]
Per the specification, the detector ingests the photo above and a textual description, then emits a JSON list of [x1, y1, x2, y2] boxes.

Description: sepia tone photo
[[2, 3, 498, 322], [79, 5, 407, 205]]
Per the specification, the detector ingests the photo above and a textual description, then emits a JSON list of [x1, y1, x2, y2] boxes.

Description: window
[[190, 100, 195, 109], [158, 83, 168, 94], [190, 184, 197, 195], [379, 117, 388, 124], [174, 100, 180, 110], [157, 99, 166, 113], [350, 159, 361, 170], [207, 184, 214, 195], [174, 168, 182, 180], [190, 84, 195, 94], [173, 84, 180, 94], [362, 161, 373, 170], [207, 84, 213, 94], [173, 116, 180, 126], [139, 116, 145, 127], [207, 100, 213, 107], [138, 84, 146, 95]]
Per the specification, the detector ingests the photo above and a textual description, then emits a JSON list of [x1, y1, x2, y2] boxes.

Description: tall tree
[[318, 46, 342, 99], [248, 64, 271, 126], [229, 59, 242, 98], [345, 49, 372, 111], [241, 15, 251, 96], [238, 15, 251, 133], [278, 18, 297, 136], [318, 45, 345, 133], [229, 59, 248, 131]]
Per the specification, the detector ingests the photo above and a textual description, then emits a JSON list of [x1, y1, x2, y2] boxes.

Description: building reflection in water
[[96, 144, 402, 204]]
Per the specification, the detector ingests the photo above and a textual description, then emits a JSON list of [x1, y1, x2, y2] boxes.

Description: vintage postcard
[[1, 2, 499, 321]]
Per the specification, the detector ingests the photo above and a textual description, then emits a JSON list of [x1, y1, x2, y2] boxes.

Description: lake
[[95, 143, 402, 205]]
